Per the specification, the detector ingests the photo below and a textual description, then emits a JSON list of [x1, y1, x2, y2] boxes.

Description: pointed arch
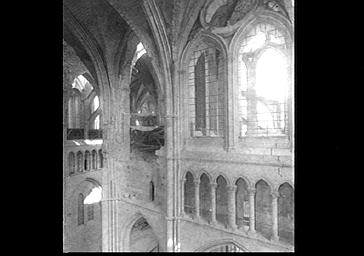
[[228, 11, 293, 138], [235, 177, 250, 229], [184, 171, 195, 216], [195, 238, 248, 252], [255, 179, 273, 239], [98, 149, 104, 168], [199, 172, 212, 222], [197, 170, 213, 182], [182, 169, 196, 181], [63, 5, 112, 131], [181, 31, 228, 68], [213, 172, 231, 185], [233, 175, 252, 189], [229, 11, 293, 55], [180, 31, 228, 140], [76, 151, 83, 172], [216, 175, 229, 227], [121, 212, 161, 252], [278, 182, 294, 244], [91, 150, 98, 169], [84, 150, 91, 171], [253, 177, 275, 191]]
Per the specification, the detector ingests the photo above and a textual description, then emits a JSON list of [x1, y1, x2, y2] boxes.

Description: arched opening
[[91, 150, 97, 169], [255, 179, 272, 240], [199, 173, 212, 222], [216, 175, 228, 227], [237, 22, 291, 136], [67, 74, 95, 140], [129, 42, 163, 154], [197, 241, 246, 252], [92, 115, 100, 130], [98, 149, 103, 168], [91, 95, 99, 113], [84, 151, 90, 171], [235, 178, 249, 230], [129, 217, 159, 252], [208, 243, 245, 252], [65, 70, 103, 140], [187, 38, 225, 137], [76, 151, 83, 173], [184, 172, 195, 216], [278, 183, 294, 244], [68, 152, 75, 175]]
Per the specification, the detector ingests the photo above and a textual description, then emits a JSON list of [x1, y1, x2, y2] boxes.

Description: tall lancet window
[[187, 40, 225, 137], [238, 22, 291, 136]]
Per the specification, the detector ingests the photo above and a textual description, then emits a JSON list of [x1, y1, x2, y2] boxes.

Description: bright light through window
[[242, 31, 266, 53], [92, 96, 99, 112], [136, 42, 146, 61], [84, 186, 102, 204], [256, 49, 287, 101], [84, 139, 103, 145], [78, 75, 88, 86], [72, 74, 89, 91], [94, 115, 100, 129]]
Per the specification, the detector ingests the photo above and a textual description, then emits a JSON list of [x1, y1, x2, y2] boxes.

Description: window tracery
[[237, 22, 291, 136]]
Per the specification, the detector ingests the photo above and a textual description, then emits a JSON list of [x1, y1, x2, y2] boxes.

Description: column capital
[[227, 184, 237, 192], [271, 191, 280, 199], [248, 188, 256, 195], [210, 182, 217, 189], [193, 180, 200, 186]]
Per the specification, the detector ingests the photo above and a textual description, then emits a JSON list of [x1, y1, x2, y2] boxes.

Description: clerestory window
[[188, 40, 225, 137], [238, 23, 291, 136]]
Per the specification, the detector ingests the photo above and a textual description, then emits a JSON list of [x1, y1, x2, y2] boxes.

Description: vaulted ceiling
[[63, 0, 292, 98]]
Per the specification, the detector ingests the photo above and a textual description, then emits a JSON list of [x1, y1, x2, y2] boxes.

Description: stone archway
[[129, 217, 159, 252], [195, 239, 248, 252], [122, 213, 160, 252]]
